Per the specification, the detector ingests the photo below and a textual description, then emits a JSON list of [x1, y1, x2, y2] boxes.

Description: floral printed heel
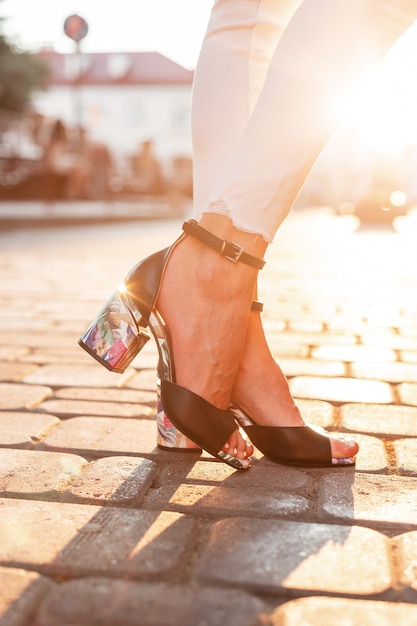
[[78, 288, 150, 374]]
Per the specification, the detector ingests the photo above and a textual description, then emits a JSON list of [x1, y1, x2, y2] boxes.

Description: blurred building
[[33, 49, 194, 164]]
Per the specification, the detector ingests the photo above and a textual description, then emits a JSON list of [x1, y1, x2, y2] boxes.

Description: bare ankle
[[199, 214, 268, 260]]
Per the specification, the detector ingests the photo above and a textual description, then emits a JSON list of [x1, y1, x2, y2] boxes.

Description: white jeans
[[191, 0, 417, 242]]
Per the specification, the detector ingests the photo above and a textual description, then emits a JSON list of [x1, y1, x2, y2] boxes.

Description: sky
[[1, 0, 214, 69]]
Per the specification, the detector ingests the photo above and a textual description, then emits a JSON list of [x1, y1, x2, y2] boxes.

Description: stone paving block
[[56, 320, 100, 335], [35, 299, 99, 319], [130, 353, 158, 371], [22, 364, 135, 388], [295, 398, 336, 429], [0, 362, 38, 382], [0, 383, 52, 410], [271, 331, 357, 351], [0, 313, 52, 331], [289, 376, 393, 404], [36, 398, 154, 418], [2, 331, 77, 350], [399, 324, 417, 337], [287, 319, 324, 333], [394, 439, 417, 476], [311, 344, 396, 363], [0, 498, 194, 578], [351, 434, 388, 473], [39, 416, 159, 456], [158, 459, 310, 490], [0, 346, 29, 360], [340, 403, 417, 437], [145, 482, 309, 519], [393, 531, 417, 593], [279, 358, 346, 378], [397, 383, 417, 407], [126, 369, 160, 391], [34, 580, 266, 626], [21, 349, 90, 365], [271, 344, 310, 359], [267, 333, 310, 358], [55, 385, 156, 405], [0, 449, 87, 497], [401, 350, 417, 364], [269, 596, 417, 626], [326, 317, 371, 333], [63, 456, 157, 505], [351, 361, 417, 384], [262, 298, 304, 316], [261, 316, 286, 331], [0, 412, 59, 447], [362, 331, 417, 351], [319, 473, 417, 527], [195, 519, 391, 596], [22, 343, 83, 357], [0, 567, 52, 626]]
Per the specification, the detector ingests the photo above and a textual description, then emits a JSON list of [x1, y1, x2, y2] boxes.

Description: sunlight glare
[[390, 190, 407, 207], [335, 25, 417, 155]]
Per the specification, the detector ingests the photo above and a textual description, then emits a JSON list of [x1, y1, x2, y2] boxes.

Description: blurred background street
[[1, 0, 417, 226]]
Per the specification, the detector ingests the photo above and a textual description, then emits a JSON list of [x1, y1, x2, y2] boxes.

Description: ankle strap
[[182, 220, 265, 270]]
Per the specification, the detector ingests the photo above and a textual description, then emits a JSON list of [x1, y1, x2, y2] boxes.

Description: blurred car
[[350, 188, 409, 225]]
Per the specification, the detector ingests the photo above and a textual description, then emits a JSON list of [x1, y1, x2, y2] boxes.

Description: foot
[[156, 216, 267, 466], [231, 310, 359, 462]]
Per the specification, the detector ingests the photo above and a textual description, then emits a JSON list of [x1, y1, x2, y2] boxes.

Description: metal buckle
[[221, 241, 244, 263]]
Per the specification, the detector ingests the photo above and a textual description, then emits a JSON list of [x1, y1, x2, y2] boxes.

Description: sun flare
[[339, 25, 417, 156]]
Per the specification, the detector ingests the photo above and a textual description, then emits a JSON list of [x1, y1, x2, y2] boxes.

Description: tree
[[0, 34, 49, 112]]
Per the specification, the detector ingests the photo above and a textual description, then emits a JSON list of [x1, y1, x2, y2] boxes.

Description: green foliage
[[0, 35, 50, 112]]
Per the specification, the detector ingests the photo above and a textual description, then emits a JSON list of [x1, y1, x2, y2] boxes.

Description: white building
[[34, 49, 194, 165]]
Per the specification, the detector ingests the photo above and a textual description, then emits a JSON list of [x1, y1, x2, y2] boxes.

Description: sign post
[[63, 15, 89, 130]]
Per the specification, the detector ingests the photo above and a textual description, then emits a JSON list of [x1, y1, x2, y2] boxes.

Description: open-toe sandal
[[230, 405, 356, 468], [78, 219, 265, 470]]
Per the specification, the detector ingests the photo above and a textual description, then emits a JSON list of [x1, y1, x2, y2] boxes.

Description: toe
[[331, 436, 359, 460], [223, 429, 253, 463]]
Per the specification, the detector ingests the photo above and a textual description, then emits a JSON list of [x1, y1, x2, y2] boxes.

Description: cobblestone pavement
[[1, 204, 417, 625]]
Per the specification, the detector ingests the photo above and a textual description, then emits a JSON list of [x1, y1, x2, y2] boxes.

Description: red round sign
[[64, 15, 89, 43]]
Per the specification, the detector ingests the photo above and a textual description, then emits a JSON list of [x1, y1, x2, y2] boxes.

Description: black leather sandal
[[230, 405, 356, 467], [79, 220, 265, 469]]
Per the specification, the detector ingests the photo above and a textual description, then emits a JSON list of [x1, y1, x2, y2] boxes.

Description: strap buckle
[[182, 219, 265, 269], [221, 241, 244, 263]]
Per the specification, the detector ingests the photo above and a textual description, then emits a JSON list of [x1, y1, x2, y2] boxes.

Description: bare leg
[[231, 310, 358, 459], [157, 214, 267, 464], [188, 0, 417, 461]]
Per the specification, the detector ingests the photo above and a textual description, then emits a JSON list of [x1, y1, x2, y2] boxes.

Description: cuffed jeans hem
[[202, 203, 274, 244]]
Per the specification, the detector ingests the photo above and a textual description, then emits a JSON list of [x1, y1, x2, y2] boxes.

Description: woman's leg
[[190, 0, 358, 460], [159, 0, 417, 456], [158, 0, 298, 463], [181, 0, 417, 460]]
